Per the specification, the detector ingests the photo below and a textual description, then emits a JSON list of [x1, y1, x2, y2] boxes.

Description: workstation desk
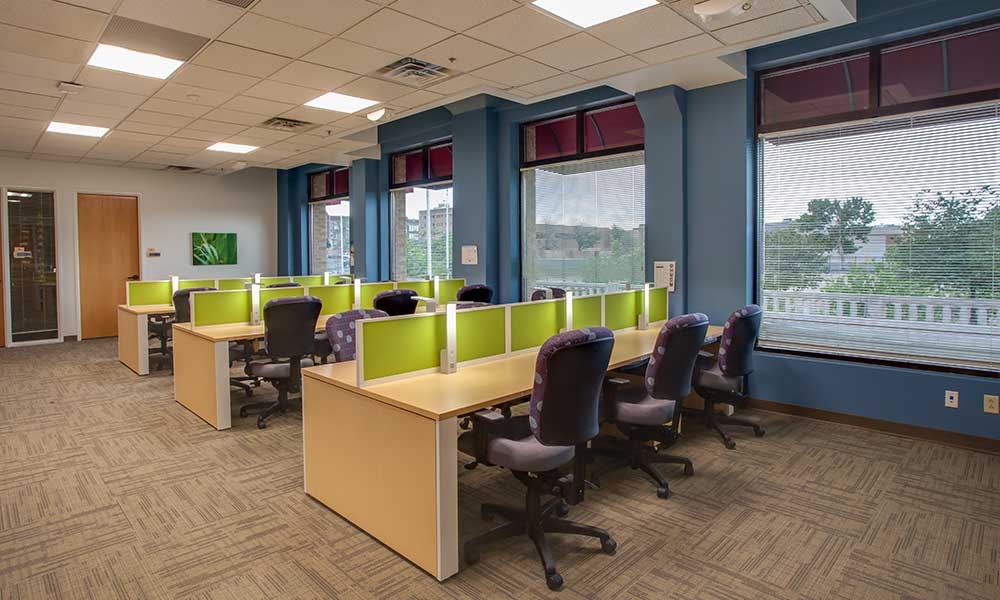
[[117, 304, 174, 375], [301, 324, 724, 581]]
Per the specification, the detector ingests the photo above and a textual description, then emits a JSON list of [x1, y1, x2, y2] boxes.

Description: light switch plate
[[461, 244, 478, 265], [945, 390, 959, 409], [985, 394, 999, 415]]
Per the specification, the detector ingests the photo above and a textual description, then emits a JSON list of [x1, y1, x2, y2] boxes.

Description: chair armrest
[[696, 350, 716, 370], [470, 409, 506, 463]]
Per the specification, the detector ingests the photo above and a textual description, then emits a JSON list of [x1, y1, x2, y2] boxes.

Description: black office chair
[[267, 282, 302, 288], [457, 283, 493, 304], [595, 313, 708, 499], [460, 327, 618, 591], [530, 287, 566, 301], [693, 305, 764, 449], [242, 296, 322, 429], [373, 288, 418, 316]]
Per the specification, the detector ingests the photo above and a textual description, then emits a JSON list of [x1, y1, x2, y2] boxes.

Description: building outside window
[[308, 166, 350, 275], [389, 141, 453, 280]]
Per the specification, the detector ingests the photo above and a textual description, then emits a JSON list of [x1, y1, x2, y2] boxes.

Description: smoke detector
[[693, 0, 753, 21], [259, 116, 315, 132], [377, 57, 453, 87]]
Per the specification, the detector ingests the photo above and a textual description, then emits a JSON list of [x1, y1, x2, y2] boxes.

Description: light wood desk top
[[118, 304, 175, 315], [173, 316, 334, 343], [304, 325, 723, 422]]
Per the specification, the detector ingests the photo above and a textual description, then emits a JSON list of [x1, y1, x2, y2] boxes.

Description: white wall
[[0, 157, 277, 339]]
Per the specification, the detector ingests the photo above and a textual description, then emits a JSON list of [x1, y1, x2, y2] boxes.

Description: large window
[[390, 140, 454, 279], [310, 200, 351, 275]]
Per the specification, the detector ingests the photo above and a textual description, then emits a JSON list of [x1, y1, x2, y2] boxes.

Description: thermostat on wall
[[146, 248, 161, 258], [461, 245, 478, 265]]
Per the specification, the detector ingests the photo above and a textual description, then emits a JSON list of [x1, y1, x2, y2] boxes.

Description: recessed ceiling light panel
[[305, 92, 379, 114], [532, 0, 659, 28], [87, 44, 184, 79], [47, 121, 109, 137], [207, 142, 258, 154]]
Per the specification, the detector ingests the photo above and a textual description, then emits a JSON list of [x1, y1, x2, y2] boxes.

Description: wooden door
[[78, 194, 139, 339]]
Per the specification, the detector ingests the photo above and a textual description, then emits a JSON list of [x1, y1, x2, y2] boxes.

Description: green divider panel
[[605, 290, 642, 330], [127, 281, 172, 306], [292, 275, 323, 286], [260, 287, 305, 306], [178, 279, 216, 290], [649, 287, 668, 322], [308, 285, 353, 316], [397, 280, 434, 307], [217, 278, 251, 290], [573, 295, 603, 329], [456, 306, 506, 363], [260, 276, 291, 286], [362, 314, 446, 381], [192, 290, 252, 326], [360, 282, 394, 309], [510, 300, 565, 351], [438, 279, 465, 302]]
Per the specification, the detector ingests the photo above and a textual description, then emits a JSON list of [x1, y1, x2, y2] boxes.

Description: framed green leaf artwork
[[192, 232, 238, 266]]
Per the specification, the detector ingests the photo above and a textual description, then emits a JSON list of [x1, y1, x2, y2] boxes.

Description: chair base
[[591, 438, 693, 499], [464, 474, 616, 591], [239, 388, 297, 429], [694, 390, 766, 449]]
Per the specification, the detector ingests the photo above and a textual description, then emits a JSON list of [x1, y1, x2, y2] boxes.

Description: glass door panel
[[6, 189, 58, 342]]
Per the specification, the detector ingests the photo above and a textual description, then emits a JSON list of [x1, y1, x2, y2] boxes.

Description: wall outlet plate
[[985, 394, 999, 415], [945, 390, 959, 409]]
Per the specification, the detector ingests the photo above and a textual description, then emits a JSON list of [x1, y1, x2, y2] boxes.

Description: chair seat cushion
[[486, 435, 573, 473], [249, 358, 314, 379], [615, 394, 677, 426], [696, 363, 741, 393]]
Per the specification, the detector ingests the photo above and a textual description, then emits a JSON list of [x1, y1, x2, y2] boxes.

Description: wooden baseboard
[[748, 398, 1000, 454]]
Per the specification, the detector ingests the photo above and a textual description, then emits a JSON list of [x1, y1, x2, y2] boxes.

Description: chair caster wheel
[[656, 486, 669, 499], [257, 418, 267, 429], [601, 538, 617, 555], [239, 407, 248, 418], [754, 428, 766, 438], [724, 440, 736, 450], [556, 500, 569, 517], [546, 572, 563, 591], [684, 464, 694, 476]]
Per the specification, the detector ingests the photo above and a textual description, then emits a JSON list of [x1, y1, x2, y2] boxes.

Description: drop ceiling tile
[[589, 4, 703, 53], [193, 42, 292, 78], [0, 103, 53, 122], [58, 98, 134, 119], [0, 89, 60, 111], [173, 128, 223, 142], [0, 49, 78, 82], [713, 7, 818, 44], [77, 67, 165, 95], [79, 158, 126, 166], [391, 0, 520, 32], [335, 77, 414, 103], [393, 89, 444, 109], [0, 72, 62, 97], [72, 86, 148, 109], [525, 33, 623, 71], [129, 110, 196, 128], [117, 0, 244, 38], [245, 146, 296, 162], [155, 136, 214, 152], [283, 133, 332, 149], [0, 115, 49, 133], [86, 142, 150, 161], [303, 38, 400, 75], [137, 150, 191, 164], [472, 56, 559, 87], [571, 55, 646, 80], [466, 6, 576, 53], [635, 34, 722, 64], [228, 127, 295, 143], [415, 35, 512, 74], [141, 98, 212, 118], [340, 10, 452, 56], [125, 162, 167, 170], [35, 132, 101, 155], [221, 95, 296, 116], [515, 72, 586, 96], [203, 107, 265, 126], [32, 153, 83, 162], [329, 114, 370, 129], [105, 130, 164, 144], [220, 14, 331, 59], [0, 0, 107, 41], [279, 106, 346, 125], [0, 129, 41, 152], [270, 62, 357, 91], [117, 120, 179, 136], [252, 0, 379, 36], [0, 22, 92, 63], [51, 111, 120, 129], [154, 83, 233, 106], [187, 119, 248, 135], [427, 73, 492, 95], [102, 15, 210, 62], [171, 65, 260, 94], [57, 0, 118, 13], [244, 80, 322, 105], [669, 0, 802, 31]]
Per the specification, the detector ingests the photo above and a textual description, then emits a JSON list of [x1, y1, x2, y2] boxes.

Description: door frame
[[1, 185, 62, 347], [73, 190, 143, 342]]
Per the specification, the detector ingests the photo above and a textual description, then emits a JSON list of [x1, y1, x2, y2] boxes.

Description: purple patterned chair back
[[325, 309, 388, 362], [373, 288, 418, 316], [456, 284, 493, 304], [528, 327, 615, 446], [530, 287, 566, 301], [718, 305, 762, 377], [644, 313, 709, 400]]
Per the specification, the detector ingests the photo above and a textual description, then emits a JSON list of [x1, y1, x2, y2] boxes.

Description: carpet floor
[[0, 338, 997, 599]]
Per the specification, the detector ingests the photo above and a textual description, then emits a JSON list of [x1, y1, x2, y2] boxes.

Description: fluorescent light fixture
[[47, 121, 109, 137], [87, 44, 183, 79], [306, 92, 379, 114], [207, 142, 258, 154], [7, 192, 32, 198], [532, 0, 658, 28]]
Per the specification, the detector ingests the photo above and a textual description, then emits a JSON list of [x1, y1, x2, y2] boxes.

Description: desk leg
[[303, 377, 458, 580], [117, 309, 149, 375], [173, 326, 231, 430]]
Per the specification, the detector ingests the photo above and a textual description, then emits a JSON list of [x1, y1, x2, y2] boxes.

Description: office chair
[[693, 305, 764, 449], [530, 287, 566, 301], [373, 288, 418, 316], [325, 308, 388, 362], [456, 283, 493, 304], [595, 313, 708, 499], [173, 287, 257, 395], [460, 327, 618, 591], [456, 302, 491, 310], [267, 282, 302, 288], [242, 296, 322, 429], [147, 314, 174, 371], [160, 286, 213, 374]]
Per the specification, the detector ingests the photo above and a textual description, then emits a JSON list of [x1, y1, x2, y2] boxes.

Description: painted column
[[450, 105, 499, 292], [350, 158, 380, 281]]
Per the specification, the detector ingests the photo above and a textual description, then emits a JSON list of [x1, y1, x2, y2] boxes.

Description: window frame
[[307, 197, 351, 276], [308, 166, 350, 202], [389, 181, 455, 281], [520, 99, 645, 169], [390, 139, 454, 190]]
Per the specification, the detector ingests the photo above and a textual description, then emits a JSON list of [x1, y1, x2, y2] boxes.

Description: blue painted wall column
[[349, 158, 380, 280], [276, 168, 294, 276], [636, 86, 687, 316], [451, 105, 499, 291]]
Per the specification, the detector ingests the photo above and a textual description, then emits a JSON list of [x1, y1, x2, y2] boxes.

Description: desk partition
[[126, 280, 173, 306]]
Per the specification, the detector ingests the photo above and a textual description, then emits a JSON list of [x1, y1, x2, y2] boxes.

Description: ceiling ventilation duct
[[214, 0, 255, 8], [259, 117, 316, 132], [377, 57, 453, 87]]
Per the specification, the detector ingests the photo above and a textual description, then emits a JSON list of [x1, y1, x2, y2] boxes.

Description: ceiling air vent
[[166, 165, 201, 173], [260, 117, 315, 132], [377, 57, 453, 87], [215, 0, 255, 8]]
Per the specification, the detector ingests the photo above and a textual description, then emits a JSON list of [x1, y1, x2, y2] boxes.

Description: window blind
[[758, 103, 999, 371]]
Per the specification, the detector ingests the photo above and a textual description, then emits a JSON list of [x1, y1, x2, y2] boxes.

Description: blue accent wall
[[276, 162, 341, 276], [350, 158, 379, 280]]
